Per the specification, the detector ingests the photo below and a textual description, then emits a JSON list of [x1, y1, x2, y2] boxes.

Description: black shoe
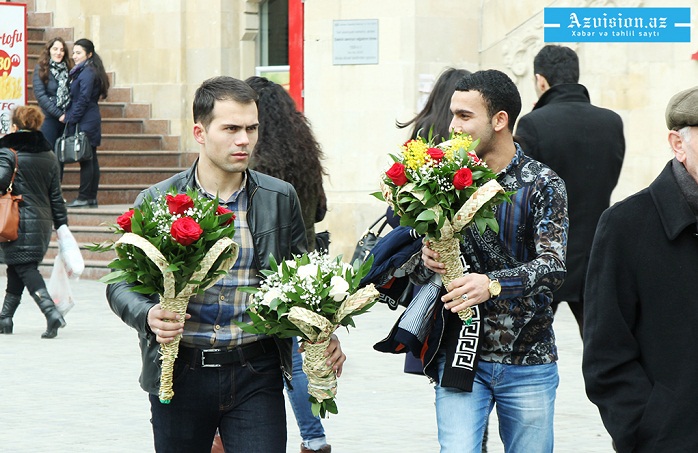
[[66, 198, 98, 208]]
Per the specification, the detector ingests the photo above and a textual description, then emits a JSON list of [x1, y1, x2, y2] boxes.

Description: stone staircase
[[12, 0, 196, 279]]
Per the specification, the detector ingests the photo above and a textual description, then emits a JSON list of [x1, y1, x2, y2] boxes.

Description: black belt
[[179, 338, 276, 368]]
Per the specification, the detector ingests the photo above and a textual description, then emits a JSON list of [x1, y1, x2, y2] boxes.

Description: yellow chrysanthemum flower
[[443, 134, 473, 161], [402, 140, 429, 170]]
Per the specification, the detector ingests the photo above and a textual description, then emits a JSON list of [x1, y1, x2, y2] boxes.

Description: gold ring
[[461, 293, 468, 300]]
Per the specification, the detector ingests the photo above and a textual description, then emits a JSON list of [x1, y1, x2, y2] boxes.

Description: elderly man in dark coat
[[582, 86, 698, 452], [515, 45, 625, 336]]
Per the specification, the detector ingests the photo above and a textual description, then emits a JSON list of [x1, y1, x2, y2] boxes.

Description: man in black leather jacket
[[106, 76, 345, 453]]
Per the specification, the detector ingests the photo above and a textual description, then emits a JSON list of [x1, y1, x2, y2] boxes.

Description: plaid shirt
[[179, 172, 267, 349]]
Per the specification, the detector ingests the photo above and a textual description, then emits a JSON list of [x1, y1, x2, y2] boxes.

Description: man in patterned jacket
[[419, 69, 568, 453]]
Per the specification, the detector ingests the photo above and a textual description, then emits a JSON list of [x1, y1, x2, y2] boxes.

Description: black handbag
[[351, 214, 389, 263], [55, 124, 93, 163], [315, 230, 330, 254]]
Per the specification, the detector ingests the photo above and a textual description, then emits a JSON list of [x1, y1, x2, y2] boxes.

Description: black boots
[[32, 288, 66, 339], [0, 293, 21, 334]]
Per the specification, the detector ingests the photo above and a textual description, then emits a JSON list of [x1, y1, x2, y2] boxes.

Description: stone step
[[62, 166, 182, 185], [45, 240, 117, 265], [66, 204, 132, 227], [99, 102, 152, 119], [97, 150, 195, 168], [17, 0, 36, 13], [101, 118, 145, 134], [59, 224, 123, 244], [27, 39, 53, 55], [63, 184, 149, 205], [99, 133, 175, 151], [100, 118, 170, 135], [32, 257, 112, 280], [26, 99, 152, 120], [27, 12, 52, 27], [27, 26, 73, 42], [26, 83, 132, 104]]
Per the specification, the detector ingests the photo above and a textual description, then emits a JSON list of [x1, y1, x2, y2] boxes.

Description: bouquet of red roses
[[93, 188, 239, 403]]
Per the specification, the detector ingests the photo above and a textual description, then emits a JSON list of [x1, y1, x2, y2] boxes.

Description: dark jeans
[[5, 262, 46, 296], [149, 347, 286, 453]]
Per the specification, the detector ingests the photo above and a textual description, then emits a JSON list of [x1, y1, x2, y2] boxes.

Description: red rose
[[216, 205, 236, 226], [453, 168, 473, 190], [116, 209, 135, 232], [170, 217, 203, 246], [166, 193, 194, 215], [386, 162, 408, 186], [427, 148, 444, 162], [468, 151, 483, 165]]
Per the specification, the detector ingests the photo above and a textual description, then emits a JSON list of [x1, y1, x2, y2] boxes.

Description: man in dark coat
[[515, 45, 625, 336], [582, 86, 698, 452]]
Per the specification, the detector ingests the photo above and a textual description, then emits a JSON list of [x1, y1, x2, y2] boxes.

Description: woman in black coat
[[32, 37, 73, 150], [64, 38, 109, 208], [0, 106, 69, 338]]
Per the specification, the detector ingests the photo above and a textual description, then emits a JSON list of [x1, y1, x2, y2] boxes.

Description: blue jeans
[[435, 354, 558, 453], [149, 347, 286, 453], [285, 337, 327, 450]]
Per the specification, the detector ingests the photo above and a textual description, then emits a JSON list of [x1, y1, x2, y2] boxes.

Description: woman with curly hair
[[244, 76, 331, 453], [245, 76, 328, 251], [32, 37, 73, 150]]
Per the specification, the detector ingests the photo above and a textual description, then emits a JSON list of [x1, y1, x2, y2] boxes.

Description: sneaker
[[300, 443, 331, 453]]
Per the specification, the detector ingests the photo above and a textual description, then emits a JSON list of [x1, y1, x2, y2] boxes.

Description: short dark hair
[[454, 69, 522, 132], [533, 45, 579, 86], [193, 76, 258, 129]]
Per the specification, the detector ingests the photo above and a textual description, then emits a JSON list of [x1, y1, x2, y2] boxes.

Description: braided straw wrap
[[428, 179, 504, 324], [334, 284, 379, 325], [302, 338, 337, 403], [287, 306, 335, 342], [286, 285, 380, 408], [115, 233, 239, 403]]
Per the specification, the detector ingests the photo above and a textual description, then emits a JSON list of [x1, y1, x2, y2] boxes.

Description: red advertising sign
[[0, 3, 27, 134]]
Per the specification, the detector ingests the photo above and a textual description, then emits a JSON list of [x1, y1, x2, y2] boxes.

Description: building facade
[[36, 0, 698, 257]]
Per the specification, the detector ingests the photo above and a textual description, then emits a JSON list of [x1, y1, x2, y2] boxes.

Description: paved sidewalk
[[0, 277, 612, 452]]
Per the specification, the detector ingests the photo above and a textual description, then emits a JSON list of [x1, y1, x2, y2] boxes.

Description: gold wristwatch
[[488, 278, 501, 298]]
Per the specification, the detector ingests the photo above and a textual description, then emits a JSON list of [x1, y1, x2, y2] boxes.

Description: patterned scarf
[[49, 60, 70, 110]]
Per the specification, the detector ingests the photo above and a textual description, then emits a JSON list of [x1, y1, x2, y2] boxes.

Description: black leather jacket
[[106, 162, 308, 394]]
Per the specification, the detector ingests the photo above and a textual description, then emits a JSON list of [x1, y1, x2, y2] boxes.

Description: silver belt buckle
[[201, 348, 223, 368]]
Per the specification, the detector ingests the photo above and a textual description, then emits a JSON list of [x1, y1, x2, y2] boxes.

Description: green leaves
[[95, 186, 239, 295], [379, 132, 512, 238], [235, 252, 377, 340], [311, 396, 338, 418]]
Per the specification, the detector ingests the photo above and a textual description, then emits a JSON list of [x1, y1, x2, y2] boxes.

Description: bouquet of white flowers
[[239, 251, 379, 417]]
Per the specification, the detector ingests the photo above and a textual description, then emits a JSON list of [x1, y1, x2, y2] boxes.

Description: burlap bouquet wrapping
[[115, 233, 239, 403], [286, 285, 379, 409], [429, 179, 505, 323]]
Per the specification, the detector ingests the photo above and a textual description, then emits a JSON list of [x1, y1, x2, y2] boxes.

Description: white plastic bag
[[47, 254, 75, 316], [57, 224, 84, 279]]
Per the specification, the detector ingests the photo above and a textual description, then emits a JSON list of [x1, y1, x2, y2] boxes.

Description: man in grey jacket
[[106, 76, 345, 453]]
